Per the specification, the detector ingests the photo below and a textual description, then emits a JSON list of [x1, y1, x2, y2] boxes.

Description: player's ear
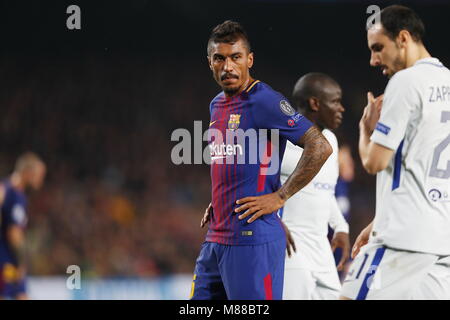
[[207, 56, 213, 70], [247, 52, 254, 69], [308, 97, 320, 112], [397, 30, 410, 48]]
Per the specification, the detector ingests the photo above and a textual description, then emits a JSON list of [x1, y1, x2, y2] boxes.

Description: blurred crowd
[[0, 52, 375, 277], [0, 53, 213, 277]]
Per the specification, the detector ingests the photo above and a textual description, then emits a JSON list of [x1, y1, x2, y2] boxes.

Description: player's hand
[[359, 92, 384, 134], [200, 203, 212, 228], [331, 232, 350, 271], [235, 192, 285, 223], [351, 223, 372, 259], [281, 221, 296, 258]]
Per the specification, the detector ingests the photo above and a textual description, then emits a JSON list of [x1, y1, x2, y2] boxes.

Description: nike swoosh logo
[[209, 120, 217, 127]]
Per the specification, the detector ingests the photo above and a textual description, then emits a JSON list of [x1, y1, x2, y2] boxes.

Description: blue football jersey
[[206, 80, 313, 245]]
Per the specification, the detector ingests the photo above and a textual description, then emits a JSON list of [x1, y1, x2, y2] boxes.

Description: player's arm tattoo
[[277, 126, 332, 201]]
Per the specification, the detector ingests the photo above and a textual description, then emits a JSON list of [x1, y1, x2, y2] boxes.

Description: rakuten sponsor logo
[[170, 121, 280, 175], [209, 141, 243, 161]]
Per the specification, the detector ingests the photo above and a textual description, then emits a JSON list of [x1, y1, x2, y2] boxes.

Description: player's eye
[[214, 56, 225, 62], [372, 44, 383, 52]]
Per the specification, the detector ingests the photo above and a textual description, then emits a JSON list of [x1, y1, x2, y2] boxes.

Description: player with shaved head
[[0, 152, 46, 299], [281, 73, 350, 300]]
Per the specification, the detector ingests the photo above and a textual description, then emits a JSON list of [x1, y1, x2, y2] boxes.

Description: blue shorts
[[190, 238, 286, 300], [0, 263, 26, 299]]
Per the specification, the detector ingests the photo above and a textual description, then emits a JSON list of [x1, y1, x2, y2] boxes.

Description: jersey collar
[[414, 57, 443, 68]]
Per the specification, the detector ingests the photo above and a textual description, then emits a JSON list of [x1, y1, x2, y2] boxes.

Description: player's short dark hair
[[292, 73, 339, 113], [207, 20, 251, 56], [375, 5, 425, 43]]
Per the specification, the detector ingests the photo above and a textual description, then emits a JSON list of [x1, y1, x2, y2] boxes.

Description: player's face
[[28, 163, 46, 190], [208, 39, 253, 96], [317, 84, 344, 130], [367, 25, 406, 78]]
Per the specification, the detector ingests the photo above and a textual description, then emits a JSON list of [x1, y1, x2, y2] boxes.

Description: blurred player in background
[[341, 5, 450, 299], [0, 152, 46, 299], [281, 73, 350, 300], [332, 142, 355, 280], [192, 21, 332, 300], [336, 143, 354, 223]]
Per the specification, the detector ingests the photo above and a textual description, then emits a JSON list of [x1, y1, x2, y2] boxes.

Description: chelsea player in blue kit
[[0, 153, 46, 299], [191, 21, 332, 300]]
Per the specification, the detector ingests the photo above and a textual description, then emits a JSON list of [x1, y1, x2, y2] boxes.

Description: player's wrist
[[276, 189, 288, 202], [359, 121, 373, 137]]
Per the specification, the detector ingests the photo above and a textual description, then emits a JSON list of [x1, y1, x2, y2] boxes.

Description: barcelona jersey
[[0, 179, 27, 265], [0, 179, 28, 298], [206, 80, 313, 245]]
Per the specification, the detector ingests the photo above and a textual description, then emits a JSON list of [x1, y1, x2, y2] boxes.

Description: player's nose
[[223, 57, 234, 72], [370, 52, 380, 67]]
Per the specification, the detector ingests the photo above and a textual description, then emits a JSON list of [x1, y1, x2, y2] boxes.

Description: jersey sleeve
[[253, 92, 313, 145], [370, 71, 419, 150], [3, 200, 27, 229]]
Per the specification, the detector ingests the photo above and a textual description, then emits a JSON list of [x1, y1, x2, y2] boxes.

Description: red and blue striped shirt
[[206, 80, 312, 245]]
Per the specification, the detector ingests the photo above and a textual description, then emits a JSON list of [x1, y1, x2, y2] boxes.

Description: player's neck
[[406, 45, 431, 68], [305, 112, 323, 130], [10, 172, 25, 191]]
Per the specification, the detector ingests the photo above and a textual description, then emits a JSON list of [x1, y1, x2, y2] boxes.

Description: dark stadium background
[[0, 0, 448, 298]]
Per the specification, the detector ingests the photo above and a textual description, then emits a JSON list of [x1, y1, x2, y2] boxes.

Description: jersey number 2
[[430, 111, 450, 179]]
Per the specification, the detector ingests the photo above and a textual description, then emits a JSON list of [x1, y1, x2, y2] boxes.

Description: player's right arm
[[0, 185, 26, 282], [6, 225, 26, 277], [236, 91, 332, 223], [0, 184, 5, 210], [277, 126, 332, 201], [361, 71, 419, 175], [2, 197, 28, 281], [359, 92, 394, 174], [237, 126, 332, 222]]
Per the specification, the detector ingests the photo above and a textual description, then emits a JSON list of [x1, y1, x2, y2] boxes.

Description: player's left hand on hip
[[331, 232, 351, 271], [235, 192, 285, 223]]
